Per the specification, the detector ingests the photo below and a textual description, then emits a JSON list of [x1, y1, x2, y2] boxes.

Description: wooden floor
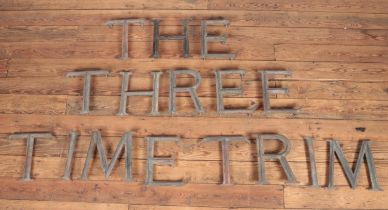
[[1, 0, 388, 209]]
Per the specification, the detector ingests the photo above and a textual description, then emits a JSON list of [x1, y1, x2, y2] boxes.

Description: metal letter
[[81, 131, 133, 181], [66, 70, 109, 114], [304, 136, 319, 187], [254, 134, 297, 184], [151, 19, 190, 58], [328, 139, 382, 191], [201, 20, 235, 59], [145, 136, 184, 186], [260, 70, 295, 114], [202, 136, 249, 185], [8, 132, 54, 181], [215, 70, 258, 114], [63, 131, 79, 180], [117, 71, 162, 116], [169, 69, 203, 114], [106, 19, 145, 60]]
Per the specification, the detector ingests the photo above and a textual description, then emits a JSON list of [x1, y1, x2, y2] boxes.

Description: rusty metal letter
[[260, 70, 295, 114], [146, 136, 184, 186], [215, 70, 258, 114], [304, 136, 319, 187], [151, 19, 190, 58], [169, 69, 203, 114], [328, 139, 381, 191], [9, 132, 54, 181], [202, 136, 249, 185], [81, 131, 133, 181], [254, 134, 297, 184], [66, 70, 109, 114], [117, 71, 162, 116], [106, 19, 145, 60], [63, 131, 79, 180], [201, 20, 235, 59]]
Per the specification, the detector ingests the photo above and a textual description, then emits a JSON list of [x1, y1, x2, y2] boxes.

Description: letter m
[[81, 130, 133, 181]]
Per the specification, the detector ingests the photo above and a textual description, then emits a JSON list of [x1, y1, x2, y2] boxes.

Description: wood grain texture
[[0, 0, 387, 209], [6, 59, 388, 82], [0, 178, 284, 208], [1, 10, 388, 29], [284, 186, 388, 209], [0, 199, 129, 210]]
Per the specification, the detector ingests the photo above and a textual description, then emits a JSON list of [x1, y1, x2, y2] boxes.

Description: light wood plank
[[0, 178, 284, 208], [0, 114, 386, 140], [1, 26, 387, 47], [207, 0, 388, 13], [285, 186, 388, 209], [0, 199, 128, 210], [275, 44, 388, 63], [7, 59, 388, 82], [0, 0, 208, 10], [1, 10, 388, 29]]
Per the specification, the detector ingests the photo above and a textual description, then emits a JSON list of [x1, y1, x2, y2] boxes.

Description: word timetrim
[[8, 131, 382, 191], [66, 69, 295, 115]]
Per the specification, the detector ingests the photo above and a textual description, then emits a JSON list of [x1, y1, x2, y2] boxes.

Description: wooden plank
[[0, 94, 66, 115], [0, 41, 274, 61], [0, 0, 208, 10], [207, 0, 388, 13], [2, 0, 386, 13], [0, 59, 7, 77], [1, 133, 388, 162], [1, 10, 388, 29], [0, 114, 386, 140], [0, 178, 284, 208], [2, 41, 388, 63], [4, 94, 388, 120], [284, 186, 388, 209], [0, 93, 386, 120], [65, 96, 388, 120], [7, 59, 388, 82], [275, 44, 388, 63], [2, 26, 388, 47], [0, 199, 129, 210], [0, 155, 386, 186], [0, 76, 387, 100]]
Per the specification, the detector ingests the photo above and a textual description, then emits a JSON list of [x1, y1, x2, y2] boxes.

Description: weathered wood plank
[[1, 94, 387, 120], [0, 0, 208, 10], [0, 178, 284, 208], [0, 114, 386, 140], [2, 0, 387, 13], [0, 41, 274, 60], [0, 94, 66, 115], [1, 10, 388, 29], [0, 59, 7, 77], [2, 26, 387, 47], [65, 96, 388, 120], [0, 155, 385, 186], [1, 133, 387, 162], [207, 0, 388, 13], [3, 41, 388, 63], [275, 44, 388, 63], [7, 59, 388, 82], [1, 76, 387, 100], [284, 186, 388, 209], [0, 199, 129, 210]]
